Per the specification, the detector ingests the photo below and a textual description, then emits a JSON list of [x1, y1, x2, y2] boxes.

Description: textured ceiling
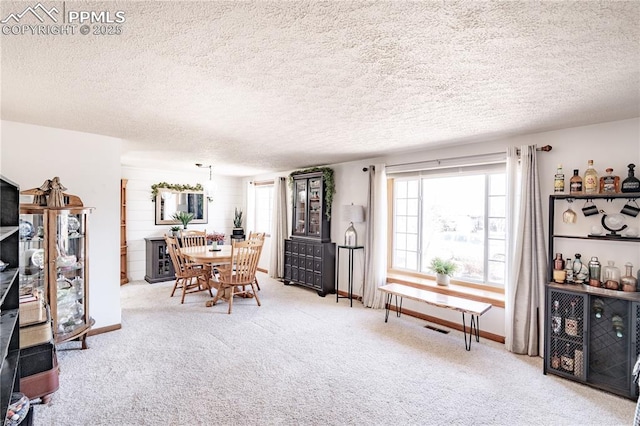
[[1, 1, 639, 176]]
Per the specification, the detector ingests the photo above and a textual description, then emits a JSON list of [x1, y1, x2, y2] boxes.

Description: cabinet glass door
[[308, 178, 322, 238], [293, 179, 307, 236], [53, 212, 88, 338], [19, 212, 46, 299]]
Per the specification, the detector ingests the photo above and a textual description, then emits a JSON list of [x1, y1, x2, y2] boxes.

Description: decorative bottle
[[621, 163, 640, 193], [561, 343, 574, 372], [588, 256, 601, 287], [574, 348, 584, 377], [554, 164, 565, 193], [599, 168, 620, 194], [602, 261, 621, 291], [573, 254, 588, 284], [583, 160, 598, 194], [592, 298, 604, 319], [551, 300, 562, 335], [564, 258, 574, 284], [569, 169, 583, 195], [564, 299, 578, 337], [551, 338, 561, 369], [621, 262, 637, 292], [553, 253, 566, 283], [612, 315, 624, 338]]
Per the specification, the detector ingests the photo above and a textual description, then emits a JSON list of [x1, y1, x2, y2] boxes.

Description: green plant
[[170, 225, 181, 232], [150, 182, 203, 201], [429, 257, 458, 276], [289, 167, 335, 221], [233, 208, 243, 228], [172, 211, 194, 228]]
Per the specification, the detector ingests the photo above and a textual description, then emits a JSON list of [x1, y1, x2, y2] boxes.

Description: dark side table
[[335, 245, 364, 307]]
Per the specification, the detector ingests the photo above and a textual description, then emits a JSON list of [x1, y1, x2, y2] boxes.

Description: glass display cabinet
[[285, 170, 335, 296], [291, 172, 330, 241], [19, 205, 94, 349]]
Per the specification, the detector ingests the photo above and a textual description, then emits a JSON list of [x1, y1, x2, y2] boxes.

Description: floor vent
[[425, 325, 449, 334]]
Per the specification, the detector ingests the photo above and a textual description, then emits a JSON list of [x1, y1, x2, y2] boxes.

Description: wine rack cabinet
[[545, 283, 640, 399]]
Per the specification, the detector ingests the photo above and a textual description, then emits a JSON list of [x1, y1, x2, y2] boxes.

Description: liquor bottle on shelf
[[599, 168, 620, 194], [569, 169, 583, 195], [554, 164, 565, 193], [551, 338, 561, 369], [621, 163, 640, 193], [602, 260, 621, 290], [583, 160, 598, 194], [588, 256, 601, 287], [565, 258, 574, 284], [565, 299, 579, 337], [574, 348, 584, 377], [592, 298, 604, 319], [561, 343, 574, 372], [621, 262, 637, 292], [612, 314, 624, 338], [572, 254, 588, 284], [553, 253, 566, 283], [551, 300, 562, 335]]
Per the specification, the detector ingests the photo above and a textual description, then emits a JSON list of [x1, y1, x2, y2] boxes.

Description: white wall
[[3, 117, 635, 337], [0, 120, 122, 330], [122, 166, 244, 281], [248, 118, 640, 339]]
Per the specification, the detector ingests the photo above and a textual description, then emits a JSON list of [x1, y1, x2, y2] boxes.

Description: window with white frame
[[391, 165, 506, 287], [253, 183, 274, 235]]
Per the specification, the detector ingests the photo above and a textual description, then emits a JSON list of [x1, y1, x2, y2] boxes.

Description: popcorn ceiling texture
[[1, 1, 638, 175]]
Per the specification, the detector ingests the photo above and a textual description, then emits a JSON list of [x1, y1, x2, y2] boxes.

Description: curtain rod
[[362, 145, 552, 172], [517, 145, 552, 155]]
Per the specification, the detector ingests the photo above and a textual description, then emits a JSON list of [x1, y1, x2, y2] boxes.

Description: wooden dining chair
[[178, 230, 213, 280], [180, 229, 207, 247], [247, 232, 266, 290], [165, 236, 213, 304], [205, 238, 263, 313]]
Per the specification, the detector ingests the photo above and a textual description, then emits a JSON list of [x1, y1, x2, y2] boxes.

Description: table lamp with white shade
[[342, 204, 365, 246]]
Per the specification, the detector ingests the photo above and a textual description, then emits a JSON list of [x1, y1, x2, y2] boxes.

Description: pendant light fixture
[[196, 163, 215, 202]]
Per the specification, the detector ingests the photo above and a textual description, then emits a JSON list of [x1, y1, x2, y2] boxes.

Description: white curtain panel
[[505, 145, 548, 356], [363, 164, 388, 309], [269, 177, 288, 279]]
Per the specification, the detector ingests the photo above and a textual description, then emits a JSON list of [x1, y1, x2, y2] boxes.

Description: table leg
[[335, 248, 340, 303], [384, 293, 392, 322], [462, 313, 480, 351], [348, 249, 354, 307]]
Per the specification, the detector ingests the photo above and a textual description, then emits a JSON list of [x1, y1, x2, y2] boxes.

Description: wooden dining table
[[180, 244, 232, 265], [180, 245, 234, 306]]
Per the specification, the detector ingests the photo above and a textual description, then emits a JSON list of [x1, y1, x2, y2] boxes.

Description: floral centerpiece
[[206, 232, 225, 245]]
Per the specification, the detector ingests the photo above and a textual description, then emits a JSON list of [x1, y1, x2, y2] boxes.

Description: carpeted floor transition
[[33, 273, 635, 425]]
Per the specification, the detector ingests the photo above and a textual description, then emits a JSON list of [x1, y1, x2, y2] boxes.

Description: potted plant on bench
[[429, 257, 457, 286]]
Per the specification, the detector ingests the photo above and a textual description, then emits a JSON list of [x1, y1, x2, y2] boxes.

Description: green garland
[[150, 182, 203, 201], [289, 167, 335, 221]]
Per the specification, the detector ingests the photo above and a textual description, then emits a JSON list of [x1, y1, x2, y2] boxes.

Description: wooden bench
[[379, 283, 492, 351]]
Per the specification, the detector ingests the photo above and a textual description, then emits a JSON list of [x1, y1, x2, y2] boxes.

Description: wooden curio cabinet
[[19, 205, 94, 349], [291, 172, 331, 242], [284, 171, 335, 296]]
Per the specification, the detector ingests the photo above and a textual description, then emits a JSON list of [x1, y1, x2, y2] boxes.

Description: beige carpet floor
[[33, 273, 636, 425]]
